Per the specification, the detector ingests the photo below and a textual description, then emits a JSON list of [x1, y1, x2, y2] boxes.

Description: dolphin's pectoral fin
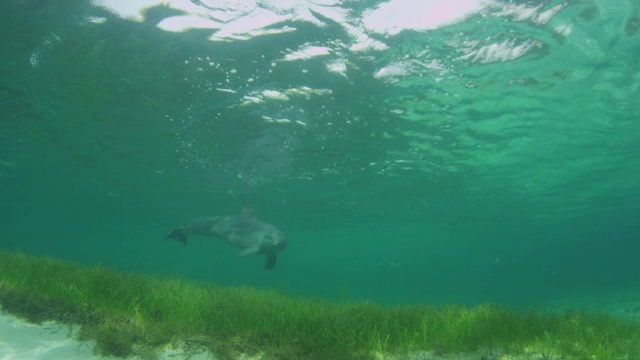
[[236, 246, 260, 257], [265, 255, 277, 270], [165, 227, 188, 246]]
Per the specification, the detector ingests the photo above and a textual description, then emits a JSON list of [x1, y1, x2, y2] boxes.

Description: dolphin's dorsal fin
[[236, 246, 260, 257]]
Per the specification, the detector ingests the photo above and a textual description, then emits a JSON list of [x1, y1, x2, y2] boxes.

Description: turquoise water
[[1, 0, 639, 309]]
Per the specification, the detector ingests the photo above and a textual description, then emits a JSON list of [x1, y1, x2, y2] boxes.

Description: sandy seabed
[[0, 308, 603, 360], [0, 312, 212, 360], [0, 310, 499, 360], [0, 312, 98, 360]]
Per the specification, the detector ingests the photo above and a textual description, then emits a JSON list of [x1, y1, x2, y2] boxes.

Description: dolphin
[[164, 209, 287, 270]]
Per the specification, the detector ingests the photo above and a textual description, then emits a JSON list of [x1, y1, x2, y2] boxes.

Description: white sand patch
[[0, 312, 98, 360], [0, 311, 213, 360]]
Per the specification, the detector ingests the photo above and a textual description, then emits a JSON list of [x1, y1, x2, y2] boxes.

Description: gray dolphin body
[[165, 210, 287, 270]]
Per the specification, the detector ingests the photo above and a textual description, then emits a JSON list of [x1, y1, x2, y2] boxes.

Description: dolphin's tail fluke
[[165, 227, 188, 246], [265, 255, 277, 270]]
